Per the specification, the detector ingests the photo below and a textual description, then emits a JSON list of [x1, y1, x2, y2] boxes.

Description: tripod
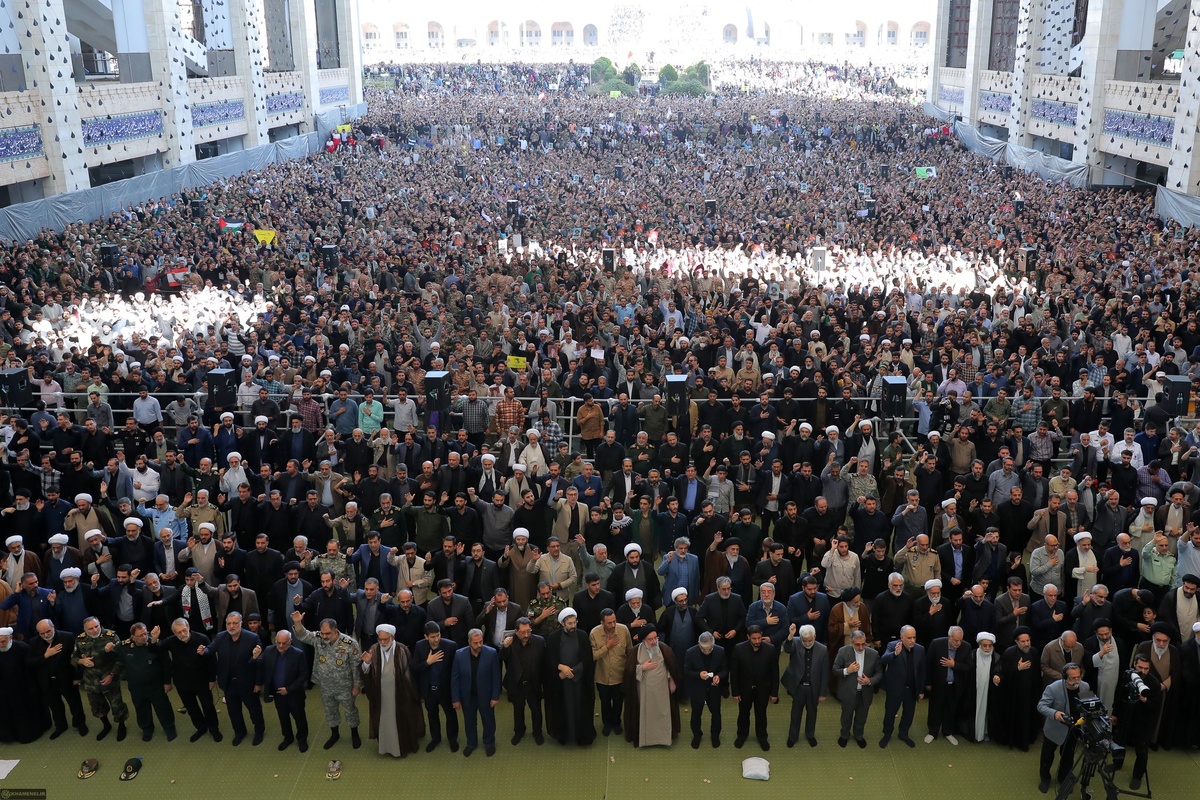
[[1055, 744, 1152, 800]]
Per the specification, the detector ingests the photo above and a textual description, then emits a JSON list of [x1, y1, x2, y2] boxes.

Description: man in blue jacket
[[451, 627, 501, 757], [879, 625, 926, 748], [259, 628, 309, 752]]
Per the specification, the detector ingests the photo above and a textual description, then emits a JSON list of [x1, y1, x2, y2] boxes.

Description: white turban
[[198, 523, 216, 533], [60, 567, 82, 580], [5, 535, 22, 547], [671, 587, 688, 601], [625, 588, 643, 601], [85, 529, 105, 541], [761, 431, 775, 441], [124, 517, 144, 529], [254, 416, 269, 425], [526, 429, 539, 438], [976, 632, 996, 644], [557, 607, 577, 624], [481, 454, 496, 463], [1073, 531, 1092, 543], [924, 579, 943, 590], [0, 627, 13, 637], [825, 425, 838, 435], [624, 543, 641, 557], [512, 528, 530, 541], [48, 534, 70, 546], [927, 431, 941, 439], [220, 412, 234, 421], [228, 451, 242, 461], [74, 493, 93, 504], [513, 463, 526, 472], [1193, 622, 1200, 633], [1140, 497, 1158, 507], [942, 498, 956, 507], [375, 624, 397, 636], [799, 423, 812, 432]]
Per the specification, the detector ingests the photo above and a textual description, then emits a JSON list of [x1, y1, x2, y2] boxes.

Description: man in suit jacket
[[937, 530, 976, 593], [259, 628, 309, 751], [202, 612, 265, 745], [426, 580, 475, 645], [450, 628, 502, 756], [412, 621, 459, 752], [499, 617, 546, 745], [831, 630, 883, 746], [138, 573, 180, 632], [349, 533, 398, 596], [1041, 630, 1085, 687], [30, 618, 88, 737], [214, 578, 260, 624], [698, 579, 747, 662], [353, 579, 395, 650], [160, 618, 221, 742], [1036, 664, 1095, 792], [925, 626, 973, 743], [475, 589, 523, 649], [994, 576, 1031, 649], [781, 623, 828, 747], [461, 544, 502, 615], [153, 531, 187, 586], [730, 626, 779, 750], [684, 632, 728, 748], [879, 626, 926, 747]]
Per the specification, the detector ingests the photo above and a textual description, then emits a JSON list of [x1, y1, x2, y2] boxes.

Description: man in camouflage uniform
[[108, 622, 177, 741], [71, 615, 129, 741], [314, 539, 357, 593], [291, 610, 363, 750]]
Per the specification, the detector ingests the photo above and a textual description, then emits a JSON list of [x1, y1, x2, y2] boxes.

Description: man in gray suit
[[1036, 663, 1095, 794], [781, 623, 828, 748], [831, 629, 882, 748]]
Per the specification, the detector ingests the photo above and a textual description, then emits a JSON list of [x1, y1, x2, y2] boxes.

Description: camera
[[1070, 696, 1115, 766], [1127, 671, 1150, 701]]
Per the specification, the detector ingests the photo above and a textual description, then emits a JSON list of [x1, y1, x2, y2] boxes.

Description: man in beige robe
[[622, 628, 682, 747], [361, 623, 424, 757]]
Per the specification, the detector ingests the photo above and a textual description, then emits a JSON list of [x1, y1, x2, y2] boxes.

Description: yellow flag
[[336, 124, 352, 135], [506, 355, 528, 370], [253, 229, 277, 244]]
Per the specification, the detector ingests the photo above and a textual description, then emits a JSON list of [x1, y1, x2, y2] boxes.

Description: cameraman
[[1112, 653, 1161, 790]]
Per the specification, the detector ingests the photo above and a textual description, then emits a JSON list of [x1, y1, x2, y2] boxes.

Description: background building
[[0, 0, 364, 206]]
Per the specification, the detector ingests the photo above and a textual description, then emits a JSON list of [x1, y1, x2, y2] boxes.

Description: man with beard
[[996, 626, 1040, 750], [1036, 663, 1095, 794], [361, 622, 424, 758], [0, 625, 50, 743], [872, 572, 913, 649], [731, 624, 779, 751], [31, 618, 88, 738], [71, 615, 129, 741], [451, 627, 501, 757], [622, 626, 683, 747], [259, 628, 309, 752], [501, 616, 547, 746], [545, 607, 596, 746], [160, 617, 221, 742], [782, 623, 828, 748], [831, 629, 882, 748], [412, 620, 459, 753], [879, 625, 925, 749], [1133, 623, 1182, 748]]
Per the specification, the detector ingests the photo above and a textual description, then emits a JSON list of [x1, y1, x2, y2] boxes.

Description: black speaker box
[[602, 249, 615, 271], [425, 371, 451, 411], [207, 368, 236, 408], [1162, 375, 1192, 416], [882, 375, 907, 417], [0, 367, 33, 410], [665, 375, 689, 417]]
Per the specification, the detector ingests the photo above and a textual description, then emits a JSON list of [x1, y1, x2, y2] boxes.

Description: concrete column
[[144, 0, 194, 168], [229, 0, 271, 147], [930, 0, 953, 101], [289, 0, 320, 133], [17, 0, 89, 193], [112, 0, 152, 82], [1008, 0, 1048, 147], [0, 0, 25, 91], [1040, 0, 1074, 76], [1167, 0, 1200, 191], [337, 0, 363, 104], [1073, 0, 1124, 182], [962, 0, 995, 129], [1114, 0, 1156, 80]]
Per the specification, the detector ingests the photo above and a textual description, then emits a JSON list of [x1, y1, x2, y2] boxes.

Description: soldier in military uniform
[[71, 615, 129, 741], [314, 539, 357, 593], [291, 611, 363, 750], [107, 622, 177, 741]]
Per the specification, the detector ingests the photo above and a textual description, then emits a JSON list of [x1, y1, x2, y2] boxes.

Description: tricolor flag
[[218, 218, 245, 233]]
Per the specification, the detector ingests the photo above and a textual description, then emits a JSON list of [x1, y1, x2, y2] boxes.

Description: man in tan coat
[[590, 609, 632, 736]]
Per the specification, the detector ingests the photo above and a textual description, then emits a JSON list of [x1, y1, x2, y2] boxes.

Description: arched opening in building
[[723, 24, 738, 44], [552, 22, 574, 47], [428, 21, 445, 49], [848, 20, 866, 47], [487, 21, 507, 47], [583, 24, 599, 46], [883, 20, 899, 46], [912, 21, 931, 47], [521, 21, 542, 46], [394, 23, 410, 49]]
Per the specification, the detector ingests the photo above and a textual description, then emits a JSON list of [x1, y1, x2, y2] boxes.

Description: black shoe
[[485, 745, 496, 757], [350, 728, 361, 749], [712, 734, 720, 748], [900, 735, 916, 748], [323, 729, 340, 750], [76, 723, 89, 737], [116, 722, 127, 742], [298, 739, 309, 753], [252, 729, 264, 746], [533, 733, 544, 745], [210, 730, 223, 743], [734, 735, 747, 748], [50, 726, 67, 740], [142, 730, 154, 742], [426, 740, 440, 753], [96, 718, 110, 740], [807, 736, 818, 747], [279, 737, 294, 751], [879, 733, 891, 748], [691, 735, 701, 749], [166, 730, 177, 742], [511, 733, 523, 746], [449, 740, 459, 753], [602, 725, 612, 736], [190, 729, 207, 743], [1130, 776, 1143, 790], [759, 738, 770, 751], [613, 725, 623, 735], [232, 733, 246, 746], [1037, 779, 1050, 794], [463, 745, 475, 757], [856, 738, 867, 749], [838, 737, 848, 748], [786, 737, 797, 748]]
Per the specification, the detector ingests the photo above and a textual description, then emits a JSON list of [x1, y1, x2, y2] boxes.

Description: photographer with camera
[[1036, 662, 1094, 794], [1113, 653, 1162, 790]]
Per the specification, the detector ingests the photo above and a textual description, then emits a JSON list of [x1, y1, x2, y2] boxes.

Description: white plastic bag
[[741, 757, 770, 781]]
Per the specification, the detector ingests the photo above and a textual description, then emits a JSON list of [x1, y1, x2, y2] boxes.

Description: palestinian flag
[[218, 218, 245, 233]]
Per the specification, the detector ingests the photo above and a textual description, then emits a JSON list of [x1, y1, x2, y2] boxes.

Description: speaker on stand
[[425, 370, 452, 434]]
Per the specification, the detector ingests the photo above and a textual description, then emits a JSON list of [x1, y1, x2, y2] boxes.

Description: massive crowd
[[0, 57, 1197, 793]]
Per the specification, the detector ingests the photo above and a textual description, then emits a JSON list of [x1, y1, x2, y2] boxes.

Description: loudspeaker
[[882, 375, 908, 417], [190, 199, 204, 219], [810, 246, 827, 270], [455, 165, 466, 179], [101, 243, 119, 270], [1162, 375, 1192, 416], [712, 98, 717, 107], [615, 165, 624, 180], [602, 248, 615, 271], [477, 112, 484, 124], [544, 110, 550, 123], [744, 165, 755, 179], [507, 200, 518, 216], [1014, 198, 1025, 214], [1021, 246, 1037, 271], [0, 367, 33, 410], [334, 164, 345, 181], [865, 199, 877, 219], [880, 164, 890, 180], [207, 368, 236, 408], [321, 245, 339, 270], [425, 371, 451, 411], [665, 374, 689, 417], [743, 112, 749, 124], [340, 200, 354, 217], [1002, 165, 1013, 179], [705, 199, 716, 216]]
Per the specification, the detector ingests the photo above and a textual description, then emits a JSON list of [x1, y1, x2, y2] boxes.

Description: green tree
[[591, 57, 617, 84], [684, 60, 710, 87], [658, 64, 678, 84], [663, 78, 707, 97]]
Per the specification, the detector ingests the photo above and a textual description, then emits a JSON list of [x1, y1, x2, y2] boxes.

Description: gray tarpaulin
[[1154, 186, 1200, 228], [921, 101, 1088, 188], [0, 102, 366, 243]]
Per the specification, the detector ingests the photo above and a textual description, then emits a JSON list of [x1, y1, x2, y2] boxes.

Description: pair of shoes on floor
[[326, 760, 342, 780]]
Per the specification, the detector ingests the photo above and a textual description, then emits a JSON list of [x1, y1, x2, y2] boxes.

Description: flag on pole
[[218, 218, 244, 233]]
